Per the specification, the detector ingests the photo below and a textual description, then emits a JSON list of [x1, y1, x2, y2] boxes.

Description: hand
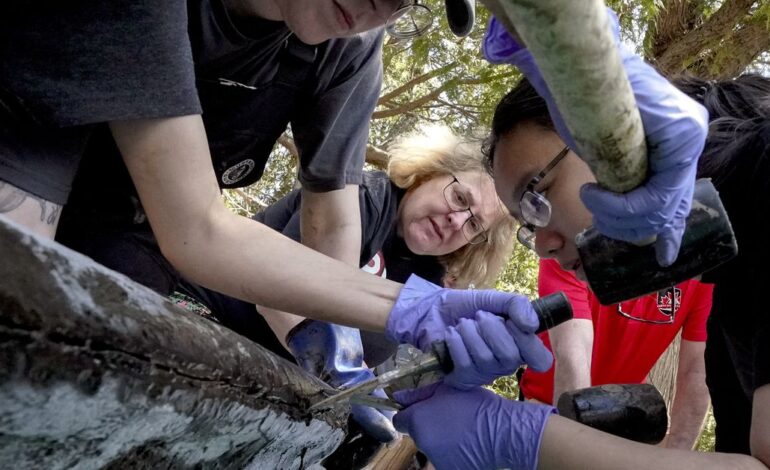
[[393, 384, 556, 470], [287, 320, 398, 442], [443, 311, 552, 390], [386, 275, 551, 387], [483, 12, 708, 266]]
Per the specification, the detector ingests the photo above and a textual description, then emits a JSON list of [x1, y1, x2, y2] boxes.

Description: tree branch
[[377, 62, 459, 106], [364, 144, 391, 169], [372, 71, 517, 119], [646, 0, 707, 60], [655, 0, 757, 75], [692, 14, 770, 78]]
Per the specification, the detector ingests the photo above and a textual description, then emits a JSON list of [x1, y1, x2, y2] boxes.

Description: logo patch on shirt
[[361, 251, 387, 278], [222, 159, 256, 185], [656, 287, 682, 316]]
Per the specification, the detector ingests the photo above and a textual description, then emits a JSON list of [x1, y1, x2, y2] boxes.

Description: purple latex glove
[[483, 12, 708, 266], [393, 384, 556, 470], [287, 320, 397, 442], [386, 275, 551, 388], [443, 311, 552, 390]]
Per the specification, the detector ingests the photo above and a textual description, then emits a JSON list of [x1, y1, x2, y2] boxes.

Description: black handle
[[430, 292, 573, 373]]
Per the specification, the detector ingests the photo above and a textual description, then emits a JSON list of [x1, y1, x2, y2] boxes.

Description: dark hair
[[672, 74, 770, 182], [485, 74, 770, 180], [482, 77, 554, 167]]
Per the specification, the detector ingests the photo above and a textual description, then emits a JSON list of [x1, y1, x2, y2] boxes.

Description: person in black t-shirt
[[0, 1, 558, 446], [173, 127, 516, 362]]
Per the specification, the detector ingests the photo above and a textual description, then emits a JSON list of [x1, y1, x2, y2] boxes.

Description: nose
[[533, 228, 564, 258], [447, 210, 471, 230]]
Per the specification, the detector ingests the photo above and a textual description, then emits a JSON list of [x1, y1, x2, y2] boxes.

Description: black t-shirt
[[0, 0, 202, 203], [0, 0, 201, 127], [699, 119, 770, 391], [256, 171, 445, 284]]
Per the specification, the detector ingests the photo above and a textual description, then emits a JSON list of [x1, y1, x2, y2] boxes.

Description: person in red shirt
[[520, 258, 712, 449]]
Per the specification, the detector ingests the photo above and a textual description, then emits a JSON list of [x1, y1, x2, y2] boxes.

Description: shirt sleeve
[[1, 0, 201, 127], [291, 30, 385, 192], [681, 281, 713, 342], [538, 259, 592, 320]]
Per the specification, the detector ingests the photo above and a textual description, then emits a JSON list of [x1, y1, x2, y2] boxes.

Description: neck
[[223, 0, 283, 21]]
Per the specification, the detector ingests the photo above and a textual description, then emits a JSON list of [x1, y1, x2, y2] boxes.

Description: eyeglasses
[[386, 0, 433, 39], [516, 146, 570, 251], [616, 287, 678, 325], [443, 175, 488, 245]]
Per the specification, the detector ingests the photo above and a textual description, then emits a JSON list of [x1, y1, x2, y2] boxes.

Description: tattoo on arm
[[0, 181, 62, 226]]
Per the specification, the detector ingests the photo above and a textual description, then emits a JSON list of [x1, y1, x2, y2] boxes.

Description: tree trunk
[[647, 332, 682, 417], [0, 218, 348, 469]]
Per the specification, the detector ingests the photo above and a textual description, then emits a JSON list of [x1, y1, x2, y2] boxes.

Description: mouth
[[332, 0, 354, 30], [429, 218, 444, 241]]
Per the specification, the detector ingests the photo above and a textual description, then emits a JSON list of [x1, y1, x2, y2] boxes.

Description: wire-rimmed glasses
[[443, 175, 488, 245], [386, 0, 433, 39], [516, 146, 570, 250]]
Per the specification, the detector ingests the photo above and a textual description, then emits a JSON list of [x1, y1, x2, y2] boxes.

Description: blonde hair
[[387, 126, 516, 289]]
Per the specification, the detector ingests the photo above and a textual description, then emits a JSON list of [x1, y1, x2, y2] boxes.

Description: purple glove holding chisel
[[386, 275, 553, 389], [483, 10, 708, 266]]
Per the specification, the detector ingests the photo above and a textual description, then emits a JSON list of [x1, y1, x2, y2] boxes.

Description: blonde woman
[[175, 126, 518, 441]]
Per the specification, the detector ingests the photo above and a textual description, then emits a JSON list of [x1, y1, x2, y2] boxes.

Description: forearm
[[538, 415, 766, 470], [258, 306, 304, 351], [169, 208, 398, 331], [300, 185, 362, 266], [663, 376, 709, 449], [111, 116, 400, 332], [255, 186, 363, 344], [664, 341, 710, 449], [550, 319, 593, 404]]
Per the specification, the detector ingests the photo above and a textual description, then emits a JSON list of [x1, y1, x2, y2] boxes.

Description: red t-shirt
[[520, 258, 713, 404]]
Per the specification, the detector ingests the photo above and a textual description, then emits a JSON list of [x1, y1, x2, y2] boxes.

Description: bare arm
[[109, 115, 401, 331], [550, 318, 593, 404], [0, 181, 62, 238], [538, 414, 766, 470], [259, 184, 363, 347], [662, 339, 709, 450], [751, 384, 770, 466]]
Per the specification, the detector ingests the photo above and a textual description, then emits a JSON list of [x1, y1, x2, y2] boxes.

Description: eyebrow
[[454, 177, 490, 227]]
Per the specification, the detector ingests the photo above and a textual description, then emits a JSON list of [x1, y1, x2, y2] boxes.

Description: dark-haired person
[[393, 71, 770, 470], [0, 0, 553, 442]]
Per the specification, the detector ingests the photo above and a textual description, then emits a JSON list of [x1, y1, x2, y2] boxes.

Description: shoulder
[[316, 28, 385, 79], [325, 28, 385, 59], [360, 171, 396, 221]]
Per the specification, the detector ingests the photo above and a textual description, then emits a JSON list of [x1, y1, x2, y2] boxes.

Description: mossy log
[[0, 217, 348, 469]]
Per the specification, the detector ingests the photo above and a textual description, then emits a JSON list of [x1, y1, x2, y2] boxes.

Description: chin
[[403, 234, 430, 256]]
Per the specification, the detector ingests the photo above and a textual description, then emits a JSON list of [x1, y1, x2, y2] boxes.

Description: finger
[[443, 326, 475, 390], [506, 296, 539, 333], [392, 408, 414, 434], [393, 382, 441, 407], [655, 225, 684, 267], [476, 311, 521, 368], [505, 320, 553, 372], [580, 183, 670, 219], [456, 316, 498, 370], [351, 404, 399, 442], [592, 218, 661, 242]]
